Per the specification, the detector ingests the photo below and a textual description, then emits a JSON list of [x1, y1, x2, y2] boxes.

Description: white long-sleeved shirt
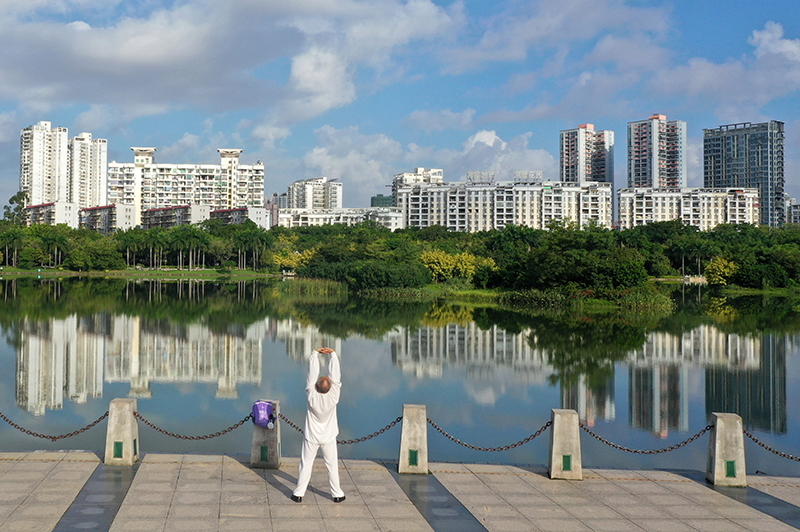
[[303, 350, 341, 444]]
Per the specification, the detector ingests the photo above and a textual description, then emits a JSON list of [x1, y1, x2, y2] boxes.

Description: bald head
[[316, 376, 332, 394]]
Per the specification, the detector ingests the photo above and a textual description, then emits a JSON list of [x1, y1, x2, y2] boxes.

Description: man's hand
[[317, 347, 334, 355]]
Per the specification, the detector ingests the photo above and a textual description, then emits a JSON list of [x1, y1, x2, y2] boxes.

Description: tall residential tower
[[627, 114, 686, 188], [19, 121, 69, 206], [560, 124, 614, 184], [703, 121, 785, 227]]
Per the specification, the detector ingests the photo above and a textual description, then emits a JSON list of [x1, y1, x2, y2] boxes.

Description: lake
[[1, 277, 798, 476]]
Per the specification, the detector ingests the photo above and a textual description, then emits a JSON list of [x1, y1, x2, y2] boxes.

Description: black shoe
[[291, 495, 302, 503], [333, 496, 346, 503]]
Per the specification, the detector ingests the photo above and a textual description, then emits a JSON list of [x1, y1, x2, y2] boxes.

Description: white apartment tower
[[108, 148, 265, 226], [560, 124, 614, 184], [19, 121, 69, 206], [68, 133, 108, 209], [627, 114, 687, 188], [286, 177, 343, 209]]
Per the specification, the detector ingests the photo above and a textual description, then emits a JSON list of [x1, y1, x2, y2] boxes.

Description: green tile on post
[[133, 438, 137, 457], [726, 460, 736, 478], [562, 454, 572, 472], [113, 441, 123, 459], [260, 446, 269, 462], [409, 449, 418, 467]]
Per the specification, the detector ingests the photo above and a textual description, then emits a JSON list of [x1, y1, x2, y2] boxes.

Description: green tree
[[2, 191, 28, 225], [705, 257, 738, 286]]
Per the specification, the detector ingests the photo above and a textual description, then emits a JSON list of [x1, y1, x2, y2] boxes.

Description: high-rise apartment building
[[68, 133, 108, 210], [19, 121, 69, 206], [285, 176, 343, 210], [627, 114, 686, 188], [560, 124, 614, 183], [703, 121, 785, 227], [107, 148, 264, 226]]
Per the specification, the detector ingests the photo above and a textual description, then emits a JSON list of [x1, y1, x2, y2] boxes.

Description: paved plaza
[[0, 452, 799, 531]]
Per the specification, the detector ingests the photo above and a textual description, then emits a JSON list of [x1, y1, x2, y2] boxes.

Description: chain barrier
[[579, 422, 712, 454], [743, 428, 800, 462], [0, 411, 108, 442], [278, 413, 403, 445], [134, 412, 252, 440], [427, 418, 552, 452]]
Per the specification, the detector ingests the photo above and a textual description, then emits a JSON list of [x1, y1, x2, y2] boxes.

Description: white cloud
[[586, 34, 671, 72], [442, 0, 669, 73], [252, 122, 291, 149], [649, 22, 800, 120], [405, 108, 475, 132], [282, 48, 356, 122]]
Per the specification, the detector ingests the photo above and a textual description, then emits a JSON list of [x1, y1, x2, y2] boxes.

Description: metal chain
[[134, 412, 252, 440], [427, 418, 552, 452], [338, 416, 403, 445], [743, 428, 800, 462], [0, 411, 108, 442], [579, 423, 713, 454], [278, 413, 403, 445]]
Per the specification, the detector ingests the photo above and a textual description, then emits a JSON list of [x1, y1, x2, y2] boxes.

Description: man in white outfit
[[291, 347, 345, 503]]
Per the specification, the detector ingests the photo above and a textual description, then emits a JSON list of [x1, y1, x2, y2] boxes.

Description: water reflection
[[6, 278, 789, 446]]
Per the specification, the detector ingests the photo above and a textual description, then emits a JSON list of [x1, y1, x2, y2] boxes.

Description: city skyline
[[0, 1, 798, 209]]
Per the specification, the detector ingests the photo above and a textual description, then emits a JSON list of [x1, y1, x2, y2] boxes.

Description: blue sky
[[0, 0, 799, 208]]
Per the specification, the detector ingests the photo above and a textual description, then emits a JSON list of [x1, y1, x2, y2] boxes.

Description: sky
[[0, 0, 799, 209]]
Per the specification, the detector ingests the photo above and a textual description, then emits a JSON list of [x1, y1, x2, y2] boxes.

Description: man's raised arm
[[306, 350, 320, 391], [328, 350, 341, 384]]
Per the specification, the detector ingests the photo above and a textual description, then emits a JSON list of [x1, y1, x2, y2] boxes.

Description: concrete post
[[104, 398, 140, 466], [707, 412, 746, 487], [251, 400, 281, 469], [398, 404, 428, 474], [549, 409, 582, 480]]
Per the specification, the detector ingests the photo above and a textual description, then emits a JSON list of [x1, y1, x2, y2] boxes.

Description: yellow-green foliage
[[705, 256, 738, 286], [274, 249, 315, 271], [420, 250, 496, 283]]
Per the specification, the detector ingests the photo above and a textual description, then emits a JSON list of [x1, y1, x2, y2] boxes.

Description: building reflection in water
[[11, 313, 789, 435]]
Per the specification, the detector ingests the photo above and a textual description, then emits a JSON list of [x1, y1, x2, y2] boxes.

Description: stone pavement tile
[[0, 516, 61, 531], [729, 518, 800, 531], [372, 518, 434, 532], [182, 455, 223, 464], [612, 481, 672, 495], [681, 518, 749, 531], [464, 503, 523, 519], [172, 491, 220, 505], [12, 500, 66, 518], [515, 506, 572, 519], [143, 454, 184, 464], [711, 503, 774, 519], [0, 494, 29, 506], [612, 505, 671, 519], [637, 470, 686, 481], [465, 463, 513, 474], [123, 491, 176, 505], [25, 490, 78, 505], [317, 503, 371, 518], [219, 517, 272, 532], [127, 481, 177, 494], [591, 494, 645, 506], [63, 452, 100, 462], [564, 505, 623, 520], [270, 503, 323, 519], [271, 518, 324, 532], [501, 494, 558, 506], [662, 504, 727, 518], [25, 452, 66, 461], [428, 462, 471, 473], [545, 494, 596, 506], [592, 469, 649, 480], [163, 517, 220, 531], [323, 518, 380, 532], [579, 518, 645, 531], [367, 503, 424, 519], [479, 516, 541, 532], [640, 493, 691, 506], [173, 481, 222, 492], [109, 517, 167, 532], [629, 519, 698, 532], [221, 490, 268, 505], [527, 517, 593, 531], [168, 503, 220, 519], [114, 503, 171, 520], [219, 504, 269, 519], [456, 494, 511, 507]]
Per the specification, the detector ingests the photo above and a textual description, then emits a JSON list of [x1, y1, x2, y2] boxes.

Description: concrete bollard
[[104, 398, 140, 466], [251, 400, 281, 469], [549, 409, 582, 480], [398, 404, 428, 474], [707, 412, 746, 487]]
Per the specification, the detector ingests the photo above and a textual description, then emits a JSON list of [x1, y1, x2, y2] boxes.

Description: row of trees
[[3, 211, 800, 290]]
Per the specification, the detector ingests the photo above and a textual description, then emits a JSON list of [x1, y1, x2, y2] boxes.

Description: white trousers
[[293, 438, 344, 498]]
